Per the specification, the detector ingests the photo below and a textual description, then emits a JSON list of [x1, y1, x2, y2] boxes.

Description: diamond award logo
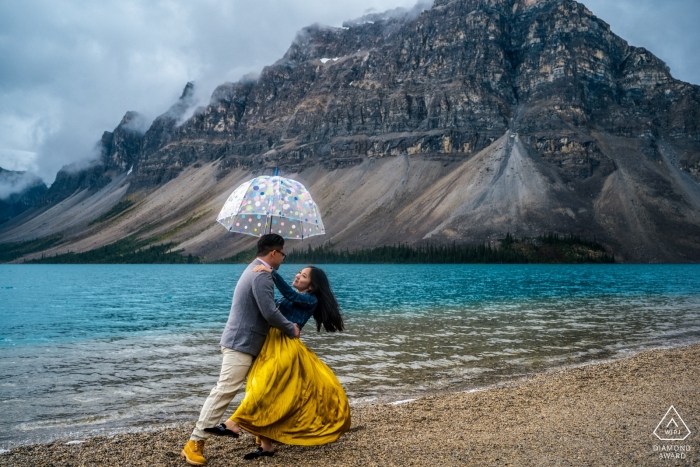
[[654, 406, 691, 441]]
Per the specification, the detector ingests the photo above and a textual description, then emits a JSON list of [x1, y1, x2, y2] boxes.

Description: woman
[[205, 265, 350, 460]]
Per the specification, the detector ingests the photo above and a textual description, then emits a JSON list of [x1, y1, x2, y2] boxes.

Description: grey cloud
[[120, 113, 151, 135], [0, 149, 39, 174], [0, 169, 44, 200], [345, 0, 432, 26], [0, 0, 698, 195]]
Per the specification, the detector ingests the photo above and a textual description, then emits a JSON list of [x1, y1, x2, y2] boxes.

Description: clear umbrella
[[216, 174, 326, 239]]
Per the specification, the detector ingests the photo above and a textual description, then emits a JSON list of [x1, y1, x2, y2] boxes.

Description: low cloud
[[0, 169, 44, 200], [344, 0, 432, 26], [0, 149, 39, 174], [120, 112, 151, 135]]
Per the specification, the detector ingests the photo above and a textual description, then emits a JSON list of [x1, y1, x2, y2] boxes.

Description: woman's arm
[[271, 270, 317, 309]]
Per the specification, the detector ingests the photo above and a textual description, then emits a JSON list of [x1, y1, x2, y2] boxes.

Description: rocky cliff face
[[101, 111, 147, 171], [3, 0, 700, 262], [122, 0, 700, 187]]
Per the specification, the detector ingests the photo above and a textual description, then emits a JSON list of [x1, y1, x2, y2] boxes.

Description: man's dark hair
[[256, 233, 285, 257]]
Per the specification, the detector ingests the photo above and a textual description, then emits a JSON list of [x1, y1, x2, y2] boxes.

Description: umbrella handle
[[267, 167, 278, 235]]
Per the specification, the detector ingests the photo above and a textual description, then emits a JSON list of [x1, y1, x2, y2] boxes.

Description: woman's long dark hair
[[307, 266, 344, 332]]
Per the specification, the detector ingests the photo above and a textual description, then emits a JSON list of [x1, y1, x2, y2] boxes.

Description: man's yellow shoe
[[181, 440, 207, 466]]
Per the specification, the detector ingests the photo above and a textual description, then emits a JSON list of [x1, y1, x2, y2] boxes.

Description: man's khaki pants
[[190, 347, 254, 441]]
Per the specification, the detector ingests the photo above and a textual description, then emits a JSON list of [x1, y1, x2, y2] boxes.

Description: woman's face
[[292, 267, 313, 292]]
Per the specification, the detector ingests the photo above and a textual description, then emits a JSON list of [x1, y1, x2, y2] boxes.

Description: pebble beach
[[1, 343, 698, 466]]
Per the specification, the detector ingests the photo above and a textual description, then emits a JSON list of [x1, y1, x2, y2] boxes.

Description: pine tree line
[[26, 237, 200, 264], [284, 233, 614, 264], [285, 241, 528, 264]]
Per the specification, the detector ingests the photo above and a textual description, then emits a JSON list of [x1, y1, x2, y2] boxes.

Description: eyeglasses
[[274, 249, 287, 259]]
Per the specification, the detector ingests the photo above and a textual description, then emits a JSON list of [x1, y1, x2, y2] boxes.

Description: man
[[181, 234, 299, 466]]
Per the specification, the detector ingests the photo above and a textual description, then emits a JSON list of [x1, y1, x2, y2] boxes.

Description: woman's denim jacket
[[271, 270, 317, 330]]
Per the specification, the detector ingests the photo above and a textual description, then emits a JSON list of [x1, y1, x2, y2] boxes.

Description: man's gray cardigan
[[220, 259, 297, 356]]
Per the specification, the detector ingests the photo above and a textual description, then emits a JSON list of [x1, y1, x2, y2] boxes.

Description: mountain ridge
[[2, 0, 700, 262]]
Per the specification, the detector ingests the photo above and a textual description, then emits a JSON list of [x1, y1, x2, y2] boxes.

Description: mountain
[[0, 168, 47, 224], [2, 0, 700, 262]]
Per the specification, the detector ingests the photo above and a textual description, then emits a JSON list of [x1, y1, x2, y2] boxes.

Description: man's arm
[[251, 273, 298, 338]]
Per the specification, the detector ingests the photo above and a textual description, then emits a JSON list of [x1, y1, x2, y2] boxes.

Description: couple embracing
[[181, 234, 350, 465]]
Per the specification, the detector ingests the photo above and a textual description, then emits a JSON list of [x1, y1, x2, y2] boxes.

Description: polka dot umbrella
[[216, 175, 326, 239]]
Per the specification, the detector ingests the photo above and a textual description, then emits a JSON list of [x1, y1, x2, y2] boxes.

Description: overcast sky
[[0, 0, 698, 188]]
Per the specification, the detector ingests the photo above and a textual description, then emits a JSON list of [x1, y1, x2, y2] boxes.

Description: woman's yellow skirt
[[230, 327, 351, 445]]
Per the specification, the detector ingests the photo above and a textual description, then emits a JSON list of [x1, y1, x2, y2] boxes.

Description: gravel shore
[[2, 343, 698, 466]]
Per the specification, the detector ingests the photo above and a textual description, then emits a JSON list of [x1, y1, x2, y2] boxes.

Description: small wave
[[389, 399, 415, 405]]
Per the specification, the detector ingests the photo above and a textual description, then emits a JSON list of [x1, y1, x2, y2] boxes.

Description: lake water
[[1, 264, 699, 448]]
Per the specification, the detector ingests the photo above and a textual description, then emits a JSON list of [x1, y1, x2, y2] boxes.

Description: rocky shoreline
[[1, 343, 698, 466]]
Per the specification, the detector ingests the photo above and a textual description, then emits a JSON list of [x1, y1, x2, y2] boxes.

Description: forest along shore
[[1, 343, 698, 466]]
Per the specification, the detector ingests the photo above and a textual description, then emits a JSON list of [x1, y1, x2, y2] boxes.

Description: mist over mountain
[[0, 168, 47, 224], [2, 0, 700, 263]]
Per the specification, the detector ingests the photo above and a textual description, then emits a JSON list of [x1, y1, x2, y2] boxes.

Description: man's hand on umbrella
[[253, 265, 273, 273]]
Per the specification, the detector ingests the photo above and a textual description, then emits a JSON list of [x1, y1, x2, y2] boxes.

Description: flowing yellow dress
[[230, 327, 351, 445]]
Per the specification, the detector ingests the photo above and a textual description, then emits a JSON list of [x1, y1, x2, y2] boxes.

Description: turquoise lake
[[1, 264, 699, 447]]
